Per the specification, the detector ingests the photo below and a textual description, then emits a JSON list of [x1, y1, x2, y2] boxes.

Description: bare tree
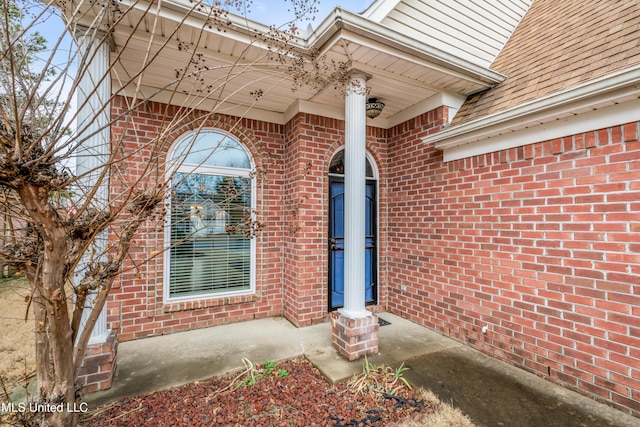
[[0, 0, 340, 425]]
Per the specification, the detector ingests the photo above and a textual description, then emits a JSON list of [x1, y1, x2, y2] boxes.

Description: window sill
[[164, 293, 257, 313]]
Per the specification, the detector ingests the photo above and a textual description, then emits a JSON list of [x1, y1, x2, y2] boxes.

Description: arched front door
[[328, 149, 377, 311]]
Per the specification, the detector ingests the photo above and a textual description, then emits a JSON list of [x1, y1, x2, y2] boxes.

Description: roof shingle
[[452, 0, 640, 125]]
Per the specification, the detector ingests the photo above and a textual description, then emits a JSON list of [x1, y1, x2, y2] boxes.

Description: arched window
[[328, 148, 376, 178], [165, 130, 255, 300]]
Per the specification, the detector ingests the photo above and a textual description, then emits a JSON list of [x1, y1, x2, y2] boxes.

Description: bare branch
[[0, 0, 343, 424]]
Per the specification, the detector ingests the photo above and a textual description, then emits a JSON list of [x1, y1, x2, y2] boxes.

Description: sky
[[245, 0, 374, 28]]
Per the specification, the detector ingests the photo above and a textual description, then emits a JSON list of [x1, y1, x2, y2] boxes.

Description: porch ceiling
[[108, 0, 505, 128]]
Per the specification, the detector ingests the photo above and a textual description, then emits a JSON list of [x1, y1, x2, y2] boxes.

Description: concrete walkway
[[85, 313, 638, 427]]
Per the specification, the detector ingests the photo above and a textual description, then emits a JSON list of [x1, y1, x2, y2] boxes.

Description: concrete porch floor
[[85, 312, 637, 427]]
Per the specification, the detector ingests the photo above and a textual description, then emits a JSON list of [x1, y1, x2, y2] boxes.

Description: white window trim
[[163, 129, 257, 303]]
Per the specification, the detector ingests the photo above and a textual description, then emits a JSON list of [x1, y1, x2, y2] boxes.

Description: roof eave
[[149, 1, 505, 89], [308, 7, 505, 88], [427, 64, 640, 158]]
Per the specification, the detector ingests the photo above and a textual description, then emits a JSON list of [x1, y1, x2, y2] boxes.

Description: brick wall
[[107, 95, 640, 415], [77, 331, 117, 393], [281, 113, 327, 326], [108, 96, 286, 341], [108, 100, 388, 337], [387, 108, 640, 416], [282, 114, 388, 325]]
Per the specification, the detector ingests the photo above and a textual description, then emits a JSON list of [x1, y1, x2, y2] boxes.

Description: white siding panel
[[434, 0, 511, 40], [468, 0, 522, 28], [386, 5, 499, 65], [379, 0, 532, 68], [494, 0, 531, 16]]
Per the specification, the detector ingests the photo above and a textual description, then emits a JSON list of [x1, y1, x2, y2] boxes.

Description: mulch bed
[[82, 357, 436, 426]]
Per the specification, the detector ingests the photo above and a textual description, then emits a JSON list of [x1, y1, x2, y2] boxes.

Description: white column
[[75, 27, 111, 344], [340, 73, 369, 318]]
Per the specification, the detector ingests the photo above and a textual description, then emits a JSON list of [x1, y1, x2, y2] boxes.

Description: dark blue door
[[329, 178, 376, 310]]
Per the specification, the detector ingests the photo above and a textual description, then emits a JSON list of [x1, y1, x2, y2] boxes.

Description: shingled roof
[[452, 0, 640, 126]]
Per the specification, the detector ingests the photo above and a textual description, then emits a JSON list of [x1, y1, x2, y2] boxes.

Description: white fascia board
[[315, 9, 506, 86], [441, 98, 640, 162], [428, 65, 640, 161], [280, 7, 505, 88], [121, 85, 466, 130], [120, 1, 503, 90], [283, 93, 466, 129], [123, 0, 307, 50], [385, 92, 467, 128], [362, 0, 402, 22]]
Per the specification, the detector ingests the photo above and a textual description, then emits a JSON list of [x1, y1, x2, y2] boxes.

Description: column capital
[[345, 72, 368, 97], [346, 69, 372, 81], [74, 24, 115, 52]]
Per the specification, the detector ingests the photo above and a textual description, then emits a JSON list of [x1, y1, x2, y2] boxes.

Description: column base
[[331, 311, 379, 361], [77, 330, 118, 393]]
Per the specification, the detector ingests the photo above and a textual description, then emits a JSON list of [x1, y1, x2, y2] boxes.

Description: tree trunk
[[41, 241, 78, 427], [18, 186, 79, 427], [31, 284, 51, 397]]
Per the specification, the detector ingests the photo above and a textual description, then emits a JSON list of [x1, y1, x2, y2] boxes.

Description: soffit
[[106, 0, 504, 128]]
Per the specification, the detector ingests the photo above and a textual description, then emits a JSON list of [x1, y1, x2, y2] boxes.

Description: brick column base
[[77, 330, 118, 393], [331, 311, 379, 361]]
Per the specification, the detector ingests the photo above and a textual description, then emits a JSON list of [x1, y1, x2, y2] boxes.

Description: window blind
[[169, 172, 251, 298]]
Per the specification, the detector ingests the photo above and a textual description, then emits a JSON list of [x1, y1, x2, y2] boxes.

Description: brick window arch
[[164, 129, 256, 301]]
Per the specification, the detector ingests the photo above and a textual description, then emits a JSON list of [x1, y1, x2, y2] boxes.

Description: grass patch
[[0, 276, 35, 391]]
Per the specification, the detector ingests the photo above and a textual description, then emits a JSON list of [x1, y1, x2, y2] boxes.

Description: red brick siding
[[107, 93, 640, 415], [108, 96, 285, 341], [331, 311, 379, 361], [108, 100, 389, 336], [282, 114, 388, 326], [387, 109, 640, 416], [77, 331, 117, 393], [282, 113, 324, 325]]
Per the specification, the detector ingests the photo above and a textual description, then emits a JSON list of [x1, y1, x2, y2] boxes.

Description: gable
[[429, 0, 640, 161], [453, 0, 640, 125], [367, 0, 533, 68]]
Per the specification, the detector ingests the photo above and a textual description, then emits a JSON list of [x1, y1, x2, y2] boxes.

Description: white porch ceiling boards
[[105, 0, 508, 128]]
